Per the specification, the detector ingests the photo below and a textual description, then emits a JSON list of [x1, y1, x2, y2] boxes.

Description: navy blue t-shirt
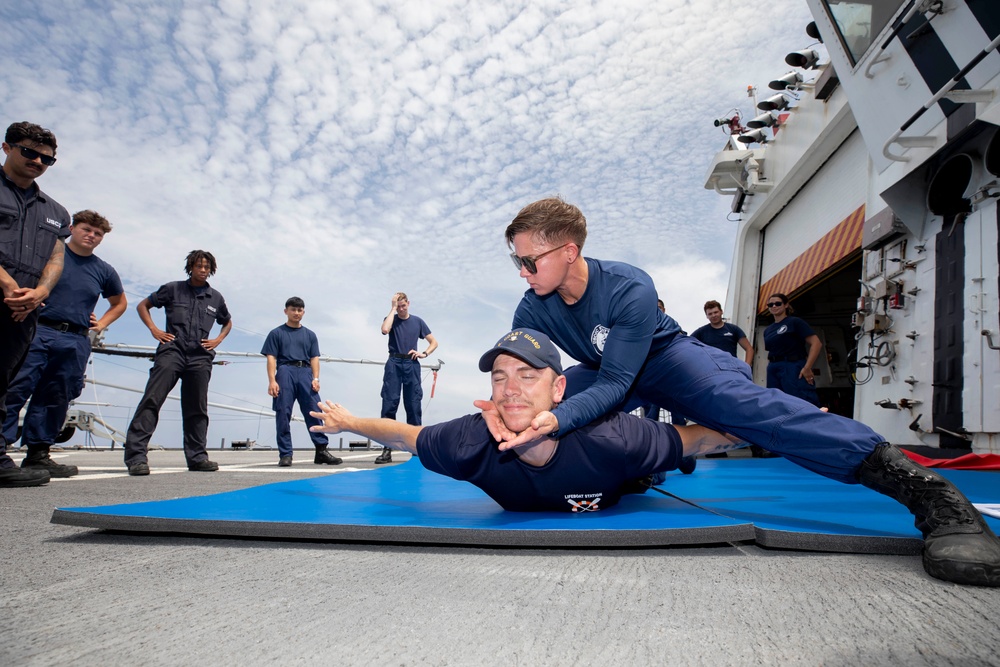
[[512, 257, 682, 436], [39, 247, 123, 328], [416, 412, 683, 512], [690, 322, 747, 358], [386, 314, 431, 354], [763, 316, 814, 359], [261, 324, 321, 364]]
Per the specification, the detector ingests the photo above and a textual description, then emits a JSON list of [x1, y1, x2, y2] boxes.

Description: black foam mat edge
[[51, 510, 757, 548], [754, 526, 923, 556]]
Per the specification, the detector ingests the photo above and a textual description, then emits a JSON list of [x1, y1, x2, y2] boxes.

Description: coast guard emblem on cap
[[500, 330, 541, 350], [590, 325, 610, 355]]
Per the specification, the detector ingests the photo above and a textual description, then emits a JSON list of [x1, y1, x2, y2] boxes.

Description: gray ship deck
[[2, 447, 998, 666]]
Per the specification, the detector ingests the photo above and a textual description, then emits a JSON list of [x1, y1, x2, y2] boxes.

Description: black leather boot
[[374, 447, 392, 464], [856, 443, 1000, 586], [314, 448, 343, 465], [22, 448, 78, 478]]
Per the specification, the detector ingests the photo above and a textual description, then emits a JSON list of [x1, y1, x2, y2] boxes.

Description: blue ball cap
[[478, 328, 563, 375]]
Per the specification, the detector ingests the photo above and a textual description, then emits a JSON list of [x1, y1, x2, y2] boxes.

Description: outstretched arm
[[310, 401, 422, 455]]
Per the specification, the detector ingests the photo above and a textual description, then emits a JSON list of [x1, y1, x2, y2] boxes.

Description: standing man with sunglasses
[[485, 196, 1000, 587], [374, 292, 437, 464], [0, 122, 70, 488]]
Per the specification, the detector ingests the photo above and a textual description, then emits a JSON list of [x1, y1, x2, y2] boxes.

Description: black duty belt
[[389, 353, 413, 359], [38, 317, 89, 336], [768, 354, 804, 362], [281, 360, 310, 367]]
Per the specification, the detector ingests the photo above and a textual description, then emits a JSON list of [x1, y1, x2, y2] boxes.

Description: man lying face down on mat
[[310, 328, 740, 512]]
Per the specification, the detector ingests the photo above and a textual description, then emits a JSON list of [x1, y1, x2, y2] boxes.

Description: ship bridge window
[[821, 0, 905, 65]]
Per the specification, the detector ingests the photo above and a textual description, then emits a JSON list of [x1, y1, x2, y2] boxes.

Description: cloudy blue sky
[[4, 0, 817, 451]]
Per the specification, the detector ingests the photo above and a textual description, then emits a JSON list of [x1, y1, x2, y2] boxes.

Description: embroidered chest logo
[[776, 324, 788, 335], [44, 217, 62, 229], [565, 493, 603, 512], [206, 305, 217, 315], [590, 325, 610, 356]]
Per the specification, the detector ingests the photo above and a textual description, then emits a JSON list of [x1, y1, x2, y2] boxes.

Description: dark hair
[[768, 293, 794, 315], [5, 121, 57, 152], [505, 197, 587, 249], [285, 296, 305, 309], [185, 250, 217, 277], [72, 210, 112, 233], [704, 300, 722, 312]]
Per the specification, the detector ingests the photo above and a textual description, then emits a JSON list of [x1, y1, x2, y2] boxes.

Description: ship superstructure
[[706, 0, 999, 451]]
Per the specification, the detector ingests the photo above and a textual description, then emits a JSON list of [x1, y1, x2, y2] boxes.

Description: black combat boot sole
[[922, 529, 1000, 587], [0, 469, 51, 487], [23, 461, 79, 478]]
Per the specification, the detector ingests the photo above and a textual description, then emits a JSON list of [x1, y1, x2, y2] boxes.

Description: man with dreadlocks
[[123, 250, 233, 475]]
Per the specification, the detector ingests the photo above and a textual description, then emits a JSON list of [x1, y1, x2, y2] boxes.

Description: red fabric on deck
[[902, 450, 1000, 471]]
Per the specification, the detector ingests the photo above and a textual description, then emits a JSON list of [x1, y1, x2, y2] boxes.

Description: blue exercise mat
[[51, 458, 1000, 554]]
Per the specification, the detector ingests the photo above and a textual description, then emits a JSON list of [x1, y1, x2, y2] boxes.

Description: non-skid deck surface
[[51, 458, 1000, 554]]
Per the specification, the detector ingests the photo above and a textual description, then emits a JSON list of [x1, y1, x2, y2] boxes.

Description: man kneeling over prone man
[[312, 327, 1000, 586], [311, 328, 744, 512]]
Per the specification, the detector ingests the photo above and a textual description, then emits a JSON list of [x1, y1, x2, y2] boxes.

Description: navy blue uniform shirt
[[0, 169, 70, 287], [512, 258, 682, 435], [40, 247, 123, 328], [386, 315, 431, 354], [148, 280, 231, 353], [764, 316, 815, 360], [416, 412, 683, 512], [261, 324, 321, 364], [690, 322, 747, 358]]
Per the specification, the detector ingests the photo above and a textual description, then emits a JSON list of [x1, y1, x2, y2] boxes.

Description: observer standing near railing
[[0, 121, 70, 489]]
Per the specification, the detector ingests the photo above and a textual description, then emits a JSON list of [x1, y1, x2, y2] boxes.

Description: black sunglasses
[[766, 301, 784, 308], [509, 243, 570, 274], [13, 144, 57, 166]]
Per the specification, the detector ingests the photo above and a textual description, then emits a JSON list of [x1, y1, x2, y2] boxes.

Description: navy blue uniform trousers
[[564, 335, 881, 484], [767, 359, 821, 407], [1, 324, 90, 450], [0, 306, 37, 466], [380, 357, 423, 425], [124, 344, 213, 467], [272, 364, 328, 457]]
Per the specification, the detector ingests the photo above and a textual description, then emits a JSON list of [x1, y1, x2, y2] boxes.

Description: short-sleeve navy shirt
[[148, 280, 231, 352], [763, 316, 814, 359], [40, 247, 123, 328], [261, 324, 321, 364], [416, 412, 683, 512], [386, 314, 431, 354], [690, 322, 747, 357]]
